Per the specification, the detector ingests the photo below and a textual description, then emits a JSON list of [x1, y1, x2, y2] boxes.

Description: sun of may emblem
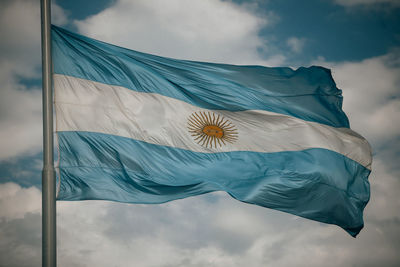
[[187, 111, 238, 148]]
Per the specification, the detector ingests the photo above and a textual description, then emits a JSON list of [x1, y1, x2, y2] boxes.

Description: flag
[[52, 25, 371, 237]]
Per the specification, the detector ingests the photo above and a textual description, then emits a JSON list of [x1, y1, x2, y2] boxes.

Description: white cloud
[[74, 0, 283, 66], [366, 157, 400, 222], [286, 37, 306, 53], [0, 182, 41, 219], [0, 73, 42, 160], [0, 182, 41, 267], [313, 51, 400, 148], [52, 2, 68, 26]]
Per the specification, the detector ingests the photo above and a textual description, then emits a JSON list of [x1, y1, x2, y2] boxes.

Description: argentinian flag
[[52, 26, 371, 236]]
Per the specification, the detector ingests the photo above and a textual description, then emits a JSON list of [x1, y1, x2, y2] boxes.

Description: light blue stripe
[[52, 25, 349, 128], [57, 131, 370, 236]]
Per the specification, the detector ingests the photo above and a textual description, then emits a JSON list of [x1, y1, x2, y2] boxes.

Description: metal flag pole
[[41, 0, 56, 266]]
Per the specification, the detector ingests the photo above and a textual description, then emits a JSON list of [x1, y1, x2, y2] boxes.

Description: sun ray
[[192, 113, 203, 125], [199, 112, 208, 125], [215, 114, 222, 126], [202, 135, 210, 146], [198, 135, 206, 145], [205, 135, 211, 148], [195, 134, 207, 142], [217, 138, 222, 147], [207, 112, 213, 125], [218, 119, 230, 129]]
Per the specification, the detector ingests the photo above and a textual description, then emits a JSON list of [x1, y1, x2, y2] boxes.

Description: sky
[[0, 0, 399, 266]]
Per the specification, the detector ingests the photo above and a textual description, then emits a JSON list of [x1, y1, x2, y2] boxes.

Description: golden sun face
[[187, 111, 238, 148]]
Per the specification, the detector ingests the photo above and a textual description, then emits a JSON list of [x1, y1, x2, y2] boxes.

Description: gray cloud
[[0, 0, 67, 160], [0, 213, 41, 267], [74, 0, 284, 66], [0, 183, 41, 267], [286, 37, 306, 54]]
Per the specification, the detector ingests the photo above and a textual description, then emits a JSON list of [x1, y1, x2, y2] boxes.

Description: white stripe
[[54, 74, 372, 169]]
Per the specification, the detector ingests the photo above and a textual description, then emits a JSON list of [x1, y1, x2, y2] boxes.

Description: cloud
[[0, 182, 41, 219], [52, 2, 69, 26], [0, 182, 41, 267], [334, 0, 400, 7], [286, 37, 306, 53], [314, 50, 400, 148], [0, 0, 41, 78], [74, 0, 283, 66], [0, 0, 67, 160], [0, 74, 42, 160]]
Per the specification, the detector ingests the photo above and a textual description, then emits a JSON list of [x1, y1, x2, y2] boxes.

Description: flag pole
[[41, 0, 56, 266]]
